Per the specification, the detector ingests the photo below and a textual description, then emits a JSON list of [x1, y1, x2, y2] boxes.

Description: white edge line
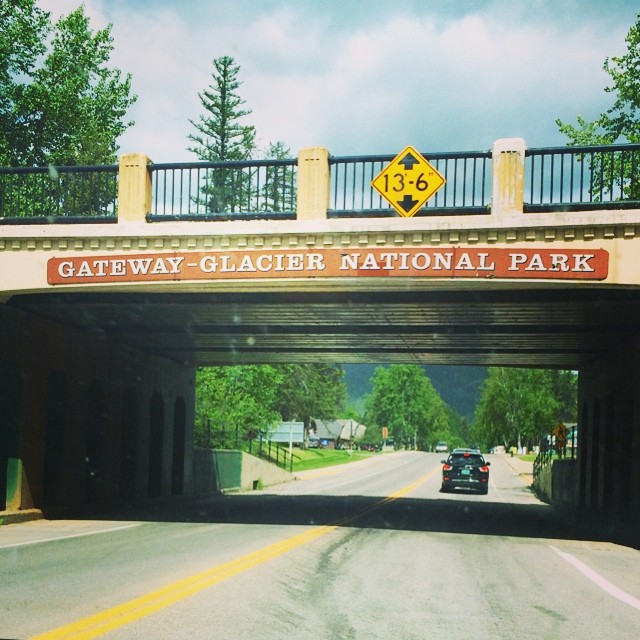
[[549, 544, 640, 611], [0, 522, 141, 550]]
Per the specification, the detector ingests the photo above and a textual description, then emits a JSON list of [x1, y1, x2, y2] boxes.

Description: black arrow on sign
[[397, 194, 419, 213], [398, 152, 420, 171]]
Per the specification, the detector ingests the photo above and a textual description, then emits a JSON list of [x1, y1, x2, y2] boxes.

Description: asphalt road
[[1, 452, 640, 639]]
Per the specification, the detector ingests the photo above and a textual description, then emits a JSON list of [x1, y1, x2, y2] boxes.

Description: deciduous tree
[[194, 366, 283, 449], [557, 12, 640, 199], [274, 364, 347, 436], [364, 365, 452, 449], [195, 363, 347, 449], [471, 368, 567, 451], [0, 1, 136, 166]]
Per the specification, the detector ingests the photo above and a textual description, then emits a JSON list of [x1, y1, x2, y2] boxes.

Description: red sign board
[[47, 247, 609, 285]]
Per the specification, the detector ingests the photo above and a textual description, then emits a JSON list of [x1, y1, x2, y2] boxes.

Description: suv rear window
[[448, 454, 485, 466]]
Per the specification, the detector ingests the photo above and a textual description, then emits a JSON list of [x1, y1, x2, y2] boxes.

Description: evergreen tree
[[187, 56, 256, 213], [262, 141, 296, 212]]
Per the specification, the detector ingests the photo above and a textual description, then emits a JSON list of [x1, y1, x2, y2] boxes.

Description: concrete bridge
[[1, 138, 640, 536]]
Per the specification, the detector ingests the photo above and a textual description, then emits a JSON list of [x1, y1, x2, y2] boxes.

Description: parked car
[[441, 448, 490, 494], [434, 441, 449, 453]]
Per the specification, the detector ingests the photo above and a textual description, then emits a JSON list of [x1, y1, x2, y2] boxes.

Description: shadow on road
[[51, 493, 640, 550]]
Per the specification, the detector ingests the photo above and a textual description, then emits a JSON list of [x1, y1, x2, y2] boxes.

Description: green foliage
[[194, 365, 283, 449], [274, 364, 347, 428], [471, 368, 577, 450], [556, 12, 640, 200], [0, 1, 136, 167], [188, 56, 256, 163], [364, 365, 454, 449], [0, 167, 118, 219], [262, 141, 296, 212], [187, 56, 256, 214], [195, 364, 347, 450], [0, 0, 49, 165], [0, 1, 135, 219], [187, 57, 296, 215]]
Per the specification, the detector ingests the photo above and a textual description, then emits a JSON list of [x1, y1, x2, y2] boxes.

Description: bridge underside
[[9, 284, 640, 369]]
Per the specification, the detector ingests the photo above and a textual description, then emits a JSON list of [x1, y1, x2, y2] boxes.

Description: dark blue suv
[[441, 449, 490, 494]]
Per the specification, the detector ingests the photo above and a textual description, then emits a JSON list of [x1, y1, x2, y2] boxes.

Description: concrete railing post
[[297, 147, 330, 220], [118, 153, 152, 223], [492, 138, 526, 216]]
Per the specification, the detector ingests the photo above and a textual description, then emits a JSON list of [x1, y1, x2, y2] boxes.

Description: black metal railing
[[148, 159, 297, 221], [2, 144, 640, 224], [248, 439, 294, 472], [328, 150, 492, 218], [533, 449, 553, 481], [525, 143, 640, 212], [0, 164, 118, 223]]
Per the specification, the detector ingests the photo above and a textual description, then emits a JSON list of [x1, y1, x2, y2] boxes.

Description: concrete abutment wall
[[578, 339, 640, 528], [0, 303, 195, 515]]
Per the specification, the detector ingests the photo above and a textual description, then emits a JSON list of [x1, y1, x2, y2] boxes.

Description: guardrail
[[0, 164, 118, 223], [533, 449, 553, 481], [533, 440, 577, 483], [525, 143, 640, 212], [329, 150, 492, 217], [248, 439, 294, 472], [148, 159, 297, 221], [2, 142, 640, 223]]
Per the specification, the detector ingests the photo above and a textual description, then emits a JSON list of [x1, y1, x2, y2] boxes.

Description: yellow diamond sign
[[371, 145, 446, 217]]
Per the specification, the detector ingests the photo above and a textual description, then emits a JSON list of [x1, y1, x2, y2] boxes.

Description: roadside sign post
[[552, 422, 568, 458], [371, 145, 446, 217]]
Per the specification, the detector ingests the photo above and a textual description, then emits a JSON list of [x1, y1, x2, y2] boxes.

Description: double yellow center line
[[32, 467, 439, 639]]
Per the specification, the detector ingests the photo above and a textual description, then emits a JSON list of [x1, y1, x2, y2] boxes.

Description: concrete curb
[[0, 509, 43, 526]]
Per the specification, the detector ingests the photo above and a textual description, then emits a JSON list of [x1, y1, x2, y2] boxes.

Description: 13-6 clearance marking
[[371, 145, 446, 217], [381, 170, 430, 193]]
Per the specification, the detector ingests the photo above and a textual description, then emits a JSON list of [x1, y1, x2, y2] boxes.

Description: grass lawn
[[291, 448, 373, 472]]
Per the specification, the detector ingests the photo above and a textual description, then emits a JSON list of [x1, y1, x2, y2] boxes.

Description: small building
[[310, 418, 366, 449]]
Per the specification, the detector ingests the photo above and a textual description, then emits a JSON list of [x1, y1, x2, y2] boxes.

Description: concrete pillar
[[492, 138, 525, 216], [296, 147, 330, 220], [118, 153, 152, 223]]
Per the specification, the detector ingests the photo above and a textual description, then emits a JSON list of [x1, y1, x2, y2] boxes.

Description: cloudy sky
[[38, 0, 639, 163]]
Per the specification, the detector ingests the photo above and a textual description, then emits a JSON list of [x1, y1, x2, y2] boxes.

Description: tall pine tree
[[188, 56, 256, 213]]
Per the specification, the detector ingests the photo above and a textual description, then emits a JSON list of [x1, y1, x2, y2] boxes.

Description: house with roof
[[310, 418, 366, 449]]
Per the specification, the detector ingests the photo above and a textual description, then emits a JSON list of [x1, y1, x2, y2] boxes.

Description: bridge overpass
[[1, 138, 640, 536]]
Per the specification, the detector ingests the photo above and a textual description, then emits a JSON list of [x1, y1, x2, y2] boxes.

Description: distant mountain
[[343, 364, 486, 420]]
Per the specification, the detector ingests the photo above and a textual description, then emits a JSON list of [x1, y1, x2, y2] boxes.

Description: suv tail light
[[479, 466, 489, 473], [442, 464, 453, 471]]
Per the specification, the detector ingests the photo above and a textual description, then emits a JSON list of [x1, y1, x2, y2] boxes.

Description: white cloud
[[35, 0, 639, 161]]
